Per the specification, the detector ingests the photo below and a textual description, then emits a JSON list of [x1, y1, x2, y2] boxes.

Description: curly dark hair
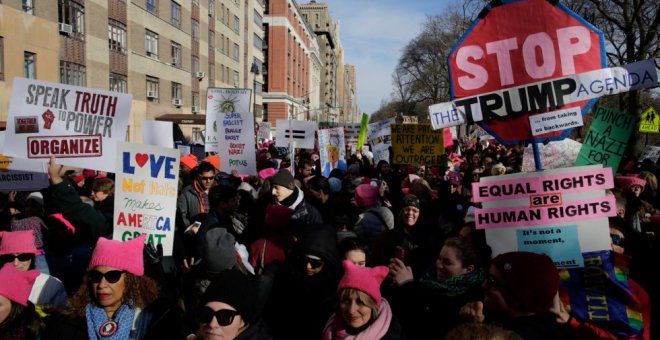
[[63, 272, 159, 318]]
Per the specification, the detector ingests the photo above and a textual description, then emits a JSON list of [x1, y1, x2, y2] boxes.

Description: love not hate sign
[[114, 142, 179, 256]]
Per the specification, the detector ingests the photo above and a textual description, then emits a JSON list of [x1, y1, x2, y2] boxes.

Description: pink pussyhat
[[0, 263, 39, 306], [0, 230, 39, 255], [88, 235, 146, 276], [337, 260, 389, 306]]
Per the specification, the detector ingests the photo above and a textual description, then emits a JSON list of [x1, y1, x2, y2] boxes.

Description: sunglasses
[[301, 255, 324, 269], [199, 307, 240, 326], [610, 233, 625, 247], [1, 253, 32, 263], [88, 270, 126, 284], [199, 176, 215, 181]]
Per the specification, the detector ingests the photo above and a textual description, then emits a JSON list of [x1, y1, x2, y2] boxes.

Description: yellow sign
[[391, 124, 444, 165], [640, 107, 659, 133]]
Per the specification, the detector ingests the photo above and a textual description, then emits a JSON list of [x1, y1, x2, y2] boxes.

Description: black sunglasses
[[301, 255, 324, 269], [88, 270, 126, 284], [610, 233, 625, 247], [199, 306, 240, 326], [1, 253, 33, 263]]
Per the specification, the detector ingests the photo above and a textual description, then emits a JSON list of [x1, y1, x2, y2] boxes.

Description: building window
[[171, 41, 181, 67], [24, 52, 36, 79], [233, 15, 240, 34], [192, 19, 199, 41], [253, 34, 262, 50], [145, 29, 159, 58], [192, 0, 198, 5], [233, 43, 239, 61], [170, 1, 181, 27], [171, 82, 182, 101], [23, 0, 33, 14], [146, 0, 157, 13], [109, 73, 127, 93], [209, 31, 215, 49], [192, 92, 199, 107], [220, 64, 224, 83], [108, 20, 127, 54], [209, 0, 215, 16], [192, 56, 199, 74], [146, 76, 159, 102], [219, 34, 224, 53], [220, 4, 225, 24], [253, 10, 262, 26], [233, 71, 239, 87], [0, 37, 3, 81], [209, 63, 215, 83], [60, 61, 86, 86], [58, 0, 85, 37]]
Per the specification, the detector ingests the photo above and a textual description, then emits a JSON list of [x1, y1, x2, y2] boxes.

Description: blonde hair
[[338, 288, 379, 323], [638, 171, 657, 191]]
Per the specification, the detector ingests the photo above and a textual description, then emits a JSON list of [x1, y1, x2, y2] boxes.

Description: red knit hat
[[73, 174, 86, 185], [354, 184, 378, 208], [180, 154, 198, 170], [88, 235, 146, 276], [0, 230, 39, 255], [491, 251, 559, 313], [265, 204, 295, 230], [337, 260, 389, 306], [615, 175, 646, 191], [0, 263, 39, 306]]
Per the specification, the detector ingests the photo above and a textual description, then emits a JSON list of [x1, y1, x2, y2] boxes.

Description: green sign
[[357, 113, 369, 151], [575, 106, 637, 172]]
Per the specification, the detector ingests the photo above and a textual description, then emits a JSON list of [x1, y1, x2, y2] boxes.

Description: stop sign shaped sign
[[448, 0, 605, 145]]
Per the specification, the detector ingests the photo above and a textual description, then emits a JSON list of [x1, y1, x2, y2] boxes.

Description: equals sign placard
[[284, 129, 306, 139]]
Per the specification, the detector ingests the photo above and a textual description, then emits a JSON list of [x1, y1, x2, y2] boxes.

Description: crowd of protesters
[[0, 136, 658, 339]]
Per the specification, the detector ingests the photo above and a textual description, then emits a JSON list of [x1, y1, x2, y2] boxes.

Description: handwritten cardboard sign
[[391, 124, 444, 165], [113, 142, 179, 256]]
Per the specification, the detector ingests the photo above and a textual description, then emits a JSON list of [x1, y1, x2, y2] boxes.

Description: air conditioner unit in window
[[172, 57, 179, 66], [191, 106, 200, 113], [147, 91, 158, 99], [172, 98, 183, 107], [233, 81, 238, 88], [58, 23, 73, 35], [196, 72, 206, 79]]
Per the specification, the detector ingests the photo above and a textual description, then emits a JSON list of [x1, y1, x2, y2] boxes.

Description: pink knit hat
[[259, 167, 277, 180], [354, 184, 378, 208], [0, 230, 39, 255], [0, 263, 39, 306], [338, 260, 389, 306], [88, 235, 146, 276], [615, 176, 646, 191]]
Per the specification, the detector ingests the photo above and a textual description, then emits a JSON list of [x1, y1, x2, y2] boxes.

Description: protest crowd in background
[[0, 134, 659, 340]]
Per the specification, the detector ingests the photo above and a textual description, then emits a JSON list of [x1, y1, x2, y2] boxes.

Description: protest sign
[[474, 165, 615, 267], [357, 113, 369, 151], [367, 118, 395, 164], [344, 123, 361, 146], [639, 145, 660, 163], [576, 106, 636, 172], [113, 142, 179, 256], [319, 127, 347, 177], [204, 89, 256, 174], [522, 138, 583, 172], [0, 155, 49, 191], [5, 78, 131, 172], [639, 107, 658, 133], [391, 124, 444, 165], [275, 120, 316, 149], [257, 121, 271, 140], [529, 107, 584, 136], [142, 120, 173, 148]]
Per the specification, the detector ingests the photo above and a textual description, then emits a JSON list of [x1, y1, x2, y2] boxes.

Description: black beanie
[[203, 270, 259, 324], [271, 170, 295, 190]]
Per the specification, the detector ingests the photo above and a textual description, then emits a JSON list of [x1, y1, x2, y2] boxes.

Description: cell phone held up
[[394, 246, 406, 262], [184, 221, 202, 235]]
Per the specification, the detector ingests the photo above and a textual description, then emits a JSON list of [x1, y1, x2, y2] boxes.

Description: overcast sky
[[319, 0, 454, 115]]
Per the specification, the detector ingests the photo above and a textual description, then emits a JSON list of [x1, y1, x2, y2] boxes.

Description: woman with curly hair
[[0, 263, 43, 340], [43, 235, 183, 340]]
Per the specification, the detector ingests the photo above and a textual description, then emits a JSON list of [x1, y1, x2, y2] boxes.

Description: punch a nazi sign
[[576, 106, 636, 171], [5, 78, 130, 172], [114, 142, 179, 256], [472, 167, 615, 229], [391, 124, 444, 165]]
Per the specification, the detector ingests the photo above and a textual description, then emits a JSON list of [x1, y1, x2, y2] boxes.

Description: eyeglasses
[[610, 233, 625, 247], [199, 176, 215, 181], [88, 270, 126, 284], [301, 255, 324, 269], [199, 307, 240, 326], [0, 253, 32, 263]]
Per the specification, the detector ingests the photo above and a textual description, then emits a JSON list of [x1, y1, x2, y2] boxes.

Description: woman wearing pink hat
[[0, 263, 43, 339], [0, 230, 68, 308], [43, 236, 183, 339], [322, 260, 404, 339]]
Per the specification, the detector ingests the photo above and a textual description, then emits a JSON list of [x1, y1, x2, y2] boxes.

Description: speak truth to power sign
[[446, 0, 605, 145]]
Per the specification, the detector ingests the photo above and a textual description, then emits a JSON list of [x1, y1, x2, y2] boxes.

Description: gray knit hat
[[271, 170, 295, 190], [204, 228, 237, 275]]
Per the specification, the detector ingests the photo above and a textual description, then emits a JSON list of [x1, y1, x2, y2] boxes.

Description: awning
[[156, 114, 205, 125]]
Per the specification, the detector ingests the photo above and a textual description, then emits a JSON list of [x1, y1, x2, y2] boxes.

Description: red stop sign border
[[448, 0, 606, 145]]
